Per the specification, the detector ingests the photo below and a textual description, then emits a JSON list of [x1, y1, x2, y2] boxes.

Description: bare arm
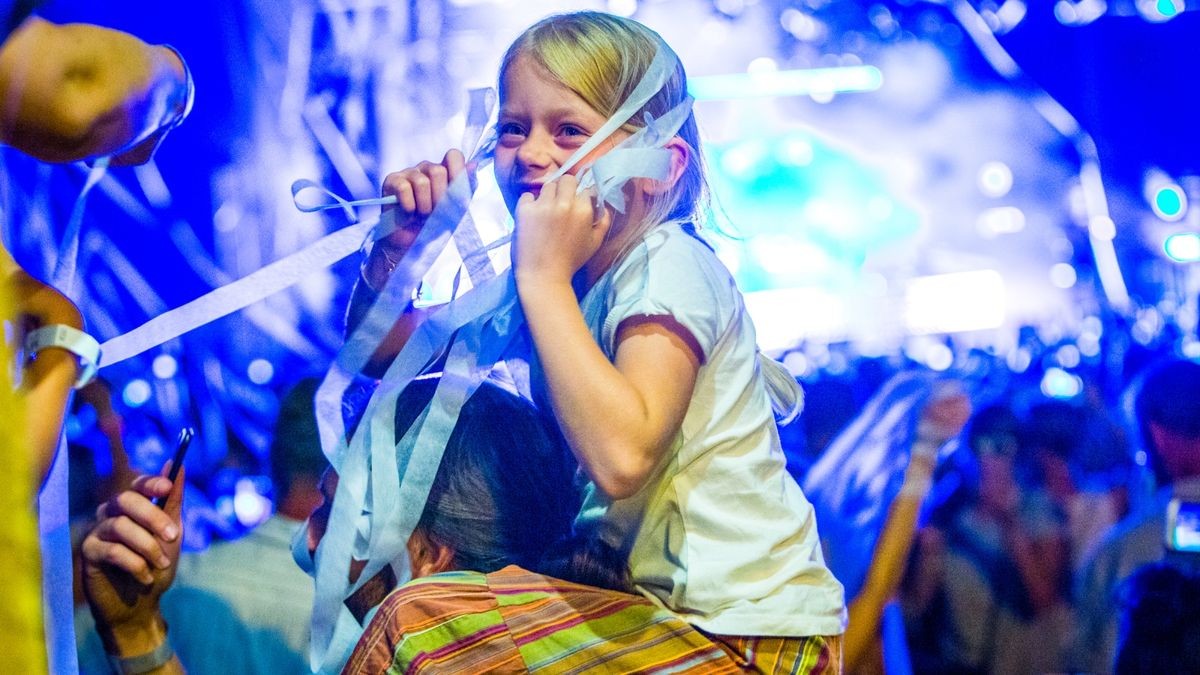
[[0, 16, 189, 163], [2, 247, 85, 482], [515, 175, 699, 500], [349, 151, 466, 377], [843, 388, 971, 670], [521, 286, 699, 499]]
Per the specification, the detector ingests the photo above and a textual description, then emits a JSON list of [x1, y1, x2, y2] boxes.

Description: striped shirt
[[342, 566, 742, 674]]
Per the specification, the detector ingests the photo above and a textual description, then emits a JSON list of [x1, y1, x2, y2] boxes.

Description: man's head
[[1133, 358, 1200, 485], [270, 377, 330, 518], [304, 376, 581, 581]]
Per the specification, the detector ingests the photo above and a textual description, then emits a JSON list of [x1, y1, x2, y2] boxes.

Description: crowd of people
[[4, 5, 1199, 675]]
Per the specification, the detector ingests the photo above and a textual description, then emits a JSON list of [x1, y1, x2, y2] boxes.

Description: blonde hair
[[499, 11, 709, 233]]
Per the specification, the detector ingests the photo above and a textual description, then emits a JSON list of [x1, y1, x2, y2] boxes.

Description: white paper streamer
[[99, 219, 373, 366], [52, 158, 109, 297]]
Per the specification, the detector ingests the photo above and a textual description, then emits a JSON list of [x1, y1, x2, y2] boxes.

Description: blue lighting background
[[3, 0, 1197, 537]]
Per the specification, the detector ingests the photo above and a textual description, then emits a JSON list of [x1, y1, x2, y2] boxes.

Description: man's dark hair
[[270, 377, 329, 501], [1132, 358, 1200, 485], [395, 378, 582, 575]]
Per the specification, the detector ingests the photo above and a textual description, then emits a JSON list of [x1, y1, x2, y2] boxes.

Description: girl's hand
[[513, 173, 611, 288], [368, 150, 466, 289]]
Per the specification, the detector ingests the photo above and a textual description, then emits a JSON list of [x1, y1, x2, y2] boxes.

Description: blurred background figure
[[1022, 400, 1132, 569], [801, 371, 971, 673], [1073, 358, 1200, 674], [904, 402, 1074, 674], [77, 376, 327, 674]]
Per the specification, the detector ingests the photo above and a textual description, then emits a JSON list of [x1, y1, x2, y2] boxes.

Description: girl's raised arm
[[515, 174, 701, 500], [347, 150, 465, 376]]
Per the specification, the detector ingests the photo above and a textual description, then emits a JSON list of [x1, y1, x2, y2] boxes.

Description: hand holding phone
[[154, 427, 194, 508]]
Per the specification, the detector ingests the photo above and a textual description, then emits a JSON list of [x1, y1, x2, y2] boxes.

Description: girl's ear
[[643, 136, 690, 196]]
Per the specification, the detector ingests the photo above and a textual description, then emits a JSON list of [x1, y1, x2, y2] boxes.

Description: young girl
[[364, 10, 846, 671]]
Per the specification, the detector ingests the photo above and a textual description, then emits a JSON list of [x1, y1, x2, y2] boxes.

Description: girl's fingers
[[443, 149, 466, 184], [419, 161, 449, 208], [409, 171, 433, 215], [593, 200, 613, 235], [381, 171, 418, 214], [553, 174, 577, 204]]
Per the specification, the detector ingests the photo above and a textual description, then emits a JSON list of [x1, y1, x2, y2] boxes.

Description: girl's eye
[[497, 122, 526, 137], [559, 125, 588, 138]]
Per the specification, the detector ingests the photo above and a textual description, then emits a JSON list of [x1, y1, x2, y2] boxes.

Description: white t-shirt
[[575, 222, 846, 638]]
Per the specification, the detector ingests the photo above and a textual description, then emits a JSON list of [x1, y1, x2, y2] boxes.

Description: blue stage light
[[152, 354, 178, 379], [1138, 0, 1184, 22], [247, 358, 275, 385], [1041, 367, 1082, 399], [123, 379, 153, 408]]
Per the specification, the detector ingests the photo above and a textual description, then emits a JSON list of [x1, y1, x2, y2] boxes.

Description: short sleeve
[[600, 227, 738, 363]]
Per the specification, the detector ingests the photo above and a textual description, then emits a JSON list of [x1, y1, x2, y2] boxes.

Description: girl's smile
[[494, 52, 628, 216]]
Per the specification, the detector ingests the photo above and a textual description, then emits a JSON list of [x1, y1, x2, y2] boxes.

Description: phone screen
[[1168, 499, 1200, 553]]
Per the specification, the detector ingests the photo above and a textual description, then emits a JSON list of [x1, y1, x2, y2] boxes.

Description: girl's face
[[494, 52, 628, 215]]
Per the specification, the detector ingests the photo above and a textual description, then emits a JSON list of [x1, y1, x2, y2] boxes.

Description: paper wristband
[[106, 639, 175, 675], [24, 324, 101, 389]]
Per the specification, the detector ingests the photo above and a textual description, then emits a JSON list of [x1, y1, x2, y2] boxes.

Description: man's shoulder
[[1082, 508, 1165, 581]]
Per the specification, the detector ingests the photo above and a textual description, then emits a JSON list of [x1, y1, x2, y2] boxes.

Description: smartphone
[[154, 427, 194, 508], [1165, 497, 1200, 554]]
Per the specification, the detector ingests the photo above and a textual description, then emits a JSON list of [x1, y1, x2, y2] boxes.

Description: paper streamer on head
[[306, 44, 693, 673], [800, 371, 944, 601]]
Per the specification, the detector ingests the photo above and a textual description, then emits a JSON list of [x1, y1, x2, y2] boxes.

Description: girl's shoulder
[[599, 223, 743, 357], [618, 222, 729, 283]]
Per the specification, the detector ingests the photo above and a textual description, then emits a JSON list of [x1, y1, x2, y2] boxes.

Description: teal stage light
[[1153, 184, 1187, 221], [1137, 0, 1184, 21]]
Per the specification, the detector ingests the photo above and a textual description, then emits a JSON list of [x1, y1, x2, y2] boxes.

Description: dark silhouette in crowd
[[1022, 400, 1130, 567], [1113, 562, 1200, 675]]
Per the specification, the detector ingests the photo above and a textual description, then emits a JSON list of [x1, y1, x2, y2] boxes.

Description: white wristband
[[24, 324, 101, 389]]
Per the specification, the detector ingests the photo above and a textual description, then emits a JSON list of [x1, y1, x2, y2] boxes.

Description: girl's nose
[[515, 131, 553, 172]]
